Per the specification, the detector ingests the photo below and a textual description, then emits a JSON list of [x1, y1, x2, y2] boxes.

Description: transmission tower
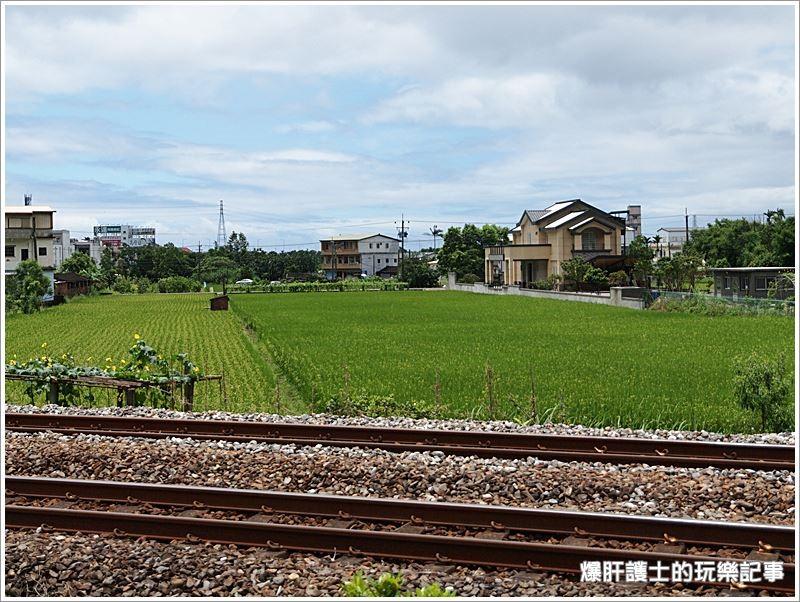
[[216, 199, 227, 248]]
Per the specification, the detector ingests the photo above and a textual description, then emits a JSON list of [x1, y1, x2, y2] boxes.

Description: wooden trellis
[[5, 373, 224, 411]]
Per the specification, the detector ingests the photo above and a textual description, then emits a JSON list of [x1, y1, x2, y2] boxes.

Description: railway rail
[[5, 476, 795, 594], [5, 412, 795, 471]]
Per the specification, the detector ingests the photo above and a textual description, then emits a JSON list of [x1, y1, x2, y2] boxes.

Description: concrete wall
[[446, 272, 644, 309]]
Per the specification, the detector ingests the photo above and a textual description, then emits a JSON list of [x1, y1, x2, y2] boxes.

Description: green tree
[[733, 352, 793, 432], [197, 255, 239, 294], [5, 260, 51, 314], [399, 256, 439, 288], [560, 256, 590, 291], [437, 224, 509, 280], [627, 235, 655, 286], [60, 252, 100, 279]]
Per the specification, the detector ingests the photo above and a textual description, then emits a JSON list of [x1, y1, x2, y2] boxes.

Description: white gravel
[[6, 404, 795, 445]]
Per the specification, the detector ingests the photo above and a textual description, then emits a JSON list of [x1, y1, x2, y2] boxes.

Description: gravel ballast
[[6, 431, 794, 525], [6, 403, 795, 445], [4, 530, 741, 597]]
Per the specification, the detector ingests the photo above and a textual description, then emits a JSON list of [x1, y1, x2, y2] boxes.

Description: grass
[[4, 294, 285, 413], [4, 291, 794, 433], [231, 291, 794, 433]]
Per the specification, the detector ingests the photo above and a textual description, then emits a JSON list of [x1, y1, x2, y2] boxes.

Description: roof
[[5, 205, 56, 213], [54, 272, 89, 283], [543, 210, 586, 230], [708, 267, 795, 272], [657, 227, 702, 232], [321, 233, 399, 242]]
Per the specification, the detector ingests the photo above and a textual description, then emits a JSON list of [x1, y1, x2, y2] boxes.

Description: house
[[320, 233, 400, 279], [5, 205, 56, 274], [52, 229, 73, 269], [708, 267, 794, 300], [485, 199, 630, 286], [72, 237, 103, 263], [655, 227, 703, 258], [54, 271, 91, 299]]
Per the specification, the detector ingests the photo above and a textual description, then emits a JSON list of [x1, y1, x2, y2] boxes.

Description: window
[[581, 228, 601, 250], [376, 242, 381, 248], [377, 258, 381, 264], [755, 277, 767, 291], [38, 247, 47, 256], [369, 243, 373, 249], [5, 246, 15, 257], [723, 277, 731, 290], [20, 249, 29, 260]]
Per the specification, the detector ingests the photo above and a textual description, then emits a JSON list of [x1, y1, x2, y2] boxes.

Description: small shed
[[210, 295, 229, 311], [54, 271, 91, 298]]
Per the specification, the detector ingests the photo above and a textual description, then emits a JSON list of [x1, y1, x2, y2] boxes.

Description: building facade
[[320, 233, 400, 279], [72, 238, 103, 263], [52, 229, 73, 269], [5, 206, 56, 273], [654, 227, 703, 258], [485, 199, 629, 286], [94, 224, 156, 249], [709, 267, 794, 300]]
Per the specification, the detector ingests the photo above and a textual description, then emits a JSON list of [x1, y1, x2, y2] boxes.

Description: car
[[235, 278, 254, 285], [269, 280, 281, 285]]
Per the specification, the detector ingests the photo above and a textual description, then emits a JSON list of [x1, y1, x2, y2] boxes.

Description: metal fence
[[653, 290, 795, 312]]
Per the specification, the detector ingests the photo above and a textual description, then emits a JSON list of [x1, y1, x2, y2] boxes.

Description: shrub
[[608, 270, 628, 287], [733, 352, 793, 432], [5, 260, 51, 314], [317, 392, 440, 420], [157, 276, 201, 293], [460, 273, 480, 284], [112, 276, 137, 294], [529, 273, 560, 291], [341, 572, 454, 597]]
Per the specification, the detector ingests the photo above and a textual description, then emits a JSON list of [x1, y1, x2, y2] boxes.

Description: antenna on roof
[[24, 194, 32, 206]]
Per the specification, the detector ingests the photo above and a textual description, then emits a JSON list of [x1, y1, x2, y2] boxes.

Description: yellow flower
[[87, 356, 93, 362], [9, 359, 16, 366], [105, 357, 112, 363], [111, 366, 117, 371], [134, 333, 141, 340], [41, 342, 48, 349], [144, 366, 150, 371], [192, 366, 200, 373]]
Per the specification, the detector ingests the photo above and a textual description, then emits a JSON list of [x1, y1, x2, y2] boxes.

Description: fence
[[653, 290, 795, 315]]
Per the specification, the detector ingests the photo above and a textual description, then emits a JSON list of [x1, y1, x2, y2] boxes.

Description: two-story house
[[485, 199, 629, 286], [320, 233, 400, 279], [5, 205, 56, 274]]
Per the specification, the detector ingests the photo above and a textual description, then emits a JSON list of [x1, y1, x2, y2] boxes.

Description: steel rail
[[6, 475, 794, 552], [5, 505, 794, 594], [5, 413, 794, 471]]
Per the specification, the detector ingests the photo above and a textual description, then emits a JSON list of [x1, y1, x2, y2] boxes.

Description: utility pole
[[395, 214, 409, 279], [197, 242, 202, 254], [684, 207, 690, 244]]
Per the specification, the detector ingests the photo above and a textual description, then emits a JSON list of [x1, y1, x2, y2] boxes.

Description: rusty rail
[[6, 504, 794, 594], [5, 412, 794, 471], [6, 476, 794, 552]]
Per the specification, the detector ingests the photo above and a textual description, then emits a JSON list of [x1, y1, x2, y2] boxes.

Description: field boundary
[[233, 308, 308, 414]]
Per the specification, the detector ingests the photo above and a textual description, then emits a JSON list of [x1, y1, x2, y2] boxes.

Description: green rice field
[[4, 291, 795, 432]]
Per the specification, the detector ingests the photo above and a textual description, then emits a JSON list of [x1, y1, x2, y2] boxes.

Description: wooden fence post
[[124, 388, 136, 407], [48, 378, 59, 405]]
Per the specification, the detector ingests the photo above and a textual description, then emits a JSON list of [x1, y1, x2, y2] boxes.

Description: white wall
[[359, 235, 400, 276]]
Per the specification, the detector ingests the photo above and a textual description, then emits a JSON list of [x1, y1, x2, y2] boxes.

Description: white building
[[5, 205, 56, 273], [52, 229, 73, 269], [655, 227, 704, 258], [358, 234, 401, 277], [93, 224, 156, 249], [72, 238, 103, 263]]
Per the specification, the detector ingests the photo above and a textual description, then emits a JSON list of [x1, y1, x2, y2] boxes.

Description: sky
[[3, 3, 796, 250]]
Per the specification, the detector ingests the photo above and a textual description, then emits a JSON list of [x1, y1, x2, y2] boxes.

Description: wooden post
[[48, 378, 59, 405], [183, 381, 195, 412], [124, 388, 136, 407]]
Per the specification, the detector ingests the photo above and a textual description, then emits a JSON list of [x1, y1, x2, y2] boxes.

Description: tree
[[437, 224, 510, 280], [98, 247, 117, 288], [584, 265, 609, 292], [399, 257, 439, 288], [560, 256, 590, 291], [6, 260, 51, 314], [627, 235, 655, 286], [197, 255, 239, 294], [60, 252, 99, 278], [684, 211, 795, 268], [733, 352, 793, 432]]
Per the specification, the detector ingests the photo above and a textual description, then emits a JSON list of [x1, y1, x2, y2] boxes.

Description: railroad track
[[6, 476, 795, 594], [5, 412, 794, 471]]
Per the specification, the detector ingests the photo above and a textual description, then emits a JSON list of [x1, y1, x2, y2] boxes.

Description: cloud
[[275, 121, 339, 134]]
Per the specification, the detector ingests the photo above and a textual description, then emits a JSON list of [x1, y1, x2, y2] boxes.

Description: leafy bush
[[649, 294, 793, 317], [460, 273, 480, 284], [5, 260, 51, 314], [341, 572, 454, 597], [112, 276, 138, 294], [157, 276, 201, 293], [733, 352, 793, 432], [317, 392, 440, 420], [608, 270, 628, 287], [529, 274, 560, 291]]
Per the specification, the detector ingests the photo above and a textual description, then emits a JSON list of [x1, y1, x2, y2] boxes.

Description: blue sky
[[3, 4, 796, 250]]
